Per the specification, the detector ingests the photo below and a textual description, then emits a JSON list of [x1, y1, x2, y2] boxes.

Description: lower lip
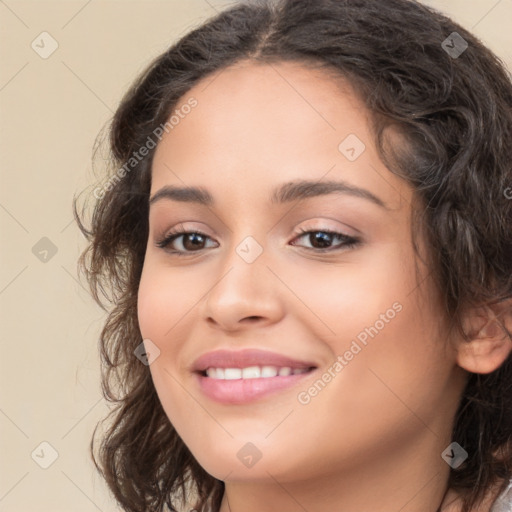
[[195, 370, 316, 404]]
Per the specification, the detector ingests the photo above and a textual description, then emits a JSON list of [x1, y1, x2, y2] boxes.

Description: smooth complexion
[[137, 61, 510, 512]]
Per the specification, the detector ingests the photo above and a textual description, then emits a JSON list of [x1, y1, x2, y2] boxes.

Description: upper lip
[[191, 349, 318, 373]]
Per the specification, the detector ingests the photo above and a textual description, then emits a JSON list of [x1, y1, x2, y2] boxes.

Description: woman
[[75, 0, 512, 510]]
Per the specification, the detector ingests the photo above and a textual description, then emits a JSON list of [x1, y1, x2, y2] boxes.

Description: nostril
[[244, 316, 263, 322]]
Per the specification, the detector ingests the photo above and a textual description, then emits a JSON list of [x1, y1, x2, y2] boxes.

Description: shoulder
[[441, 478, 512, 512], [490, 478, 512, 512]]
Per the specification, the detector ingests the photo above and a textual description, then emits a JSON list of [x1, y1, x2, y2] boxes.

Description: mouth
[[191, 349, 318, 404], [198, 365, 316, 379]]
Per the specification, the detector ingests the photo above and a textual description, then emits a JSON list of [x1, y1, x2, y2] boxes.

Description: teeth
[[224, 368, 242, 380], [204, 366, 311, 379], [261, 365, 278, 378], [242, 366, 261, 379]]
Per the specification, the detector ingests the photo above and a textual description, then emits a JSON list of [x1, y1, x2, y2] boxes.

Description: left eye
[[155, 228, 361, 255], [291, 228, 361, 252]]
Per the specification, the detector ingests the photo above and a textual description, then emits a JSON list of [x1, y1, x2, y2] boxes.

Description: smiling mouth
[[194, 365, 318, 404], [199, 365, 317, 379]]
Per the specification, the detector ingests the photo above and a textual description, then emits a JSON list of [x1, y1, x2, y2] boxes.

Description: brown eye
[[156, 229, 218, 255], [291, 229, 361, 252]]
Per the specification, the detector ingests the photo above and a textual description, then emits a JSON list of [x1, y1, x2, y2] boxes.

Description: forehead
[[150, 60, 409, 210]]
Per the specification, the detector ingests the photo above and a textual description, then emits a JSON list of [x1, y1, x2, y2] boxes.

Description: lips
[[191, 348, 317, 374], [191, 348, 318, 404]]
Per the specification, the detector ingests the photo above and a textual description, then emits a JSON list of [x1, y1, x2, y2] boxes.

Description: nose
[[201, 242, 285, 332]]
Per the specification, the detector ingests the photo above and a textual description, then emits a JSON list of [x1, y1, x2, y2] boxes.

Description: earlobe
[[456, 300, 512, 375]]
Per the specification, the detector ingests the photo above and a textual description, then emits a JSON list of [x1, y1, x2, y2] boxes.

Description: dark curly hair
[[73, 0, 512, 511]]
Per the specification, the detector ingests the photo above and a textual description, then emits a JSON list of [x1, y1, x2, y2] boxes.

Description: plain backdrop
[[1, 1, 511, 510]]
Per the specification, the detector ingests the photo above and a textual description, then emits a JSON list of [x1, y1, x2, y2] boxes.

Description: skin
[[136, 60, 511, 512]]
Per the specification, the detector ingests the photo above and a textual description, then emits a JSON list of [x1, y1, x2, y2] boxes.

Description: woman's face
[[137, 61, 466, 487]]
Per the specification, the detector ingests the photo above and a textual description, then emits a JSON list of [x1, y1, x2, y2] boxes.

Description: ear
[[455, 298, 512, 374]]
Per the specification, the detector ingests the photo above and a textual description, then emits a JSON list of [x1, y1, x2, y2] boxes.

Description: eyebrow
[[149, 179, 389, 209]]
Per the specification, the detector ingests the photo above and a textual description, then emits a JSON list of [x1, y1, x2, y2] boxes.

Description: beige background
[[1, 1, 511, 511]]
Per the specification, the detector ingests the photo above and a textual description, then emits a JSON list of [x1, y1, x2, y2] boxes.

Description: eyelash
[[155, 226, 361, 256]]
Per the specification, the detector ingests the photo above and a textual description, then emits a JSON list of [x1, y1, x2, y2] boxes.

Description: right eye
[[155, 228, 218, 255]]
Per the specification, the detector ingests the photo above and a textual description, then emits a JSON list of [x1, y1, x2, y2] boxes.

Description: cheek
[[285, 242, 414, 347], [315, 285, 452, 454], [137, 272, 170, 341], [290, 242, 450, 429], [136, 269, 193, 442], [137, 261, 198, 341], [285, 300, 452, 481]]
